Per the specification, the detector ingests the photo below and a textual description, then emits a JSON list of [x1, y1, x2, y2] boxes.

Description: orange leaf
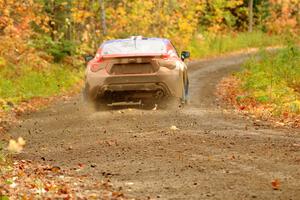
[[271, 179, 280, 190]]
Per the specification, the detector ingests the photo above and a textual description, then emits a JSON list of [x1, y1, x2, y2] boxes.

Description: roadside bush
[[188, 31, 286, 58], [32, 35, 76, 62], [0, 142, 5, 164], [238, 46, 300, 115], [0, 63, 82, 106]]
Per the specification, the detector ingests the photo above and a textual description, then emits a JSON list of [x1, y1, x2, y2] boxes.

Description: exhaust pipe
[[154, 90, 164, 99]]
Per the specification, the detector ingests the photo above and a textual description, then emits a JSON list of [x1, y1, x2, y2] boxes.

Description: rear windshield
[[101, 39, 167, 55]]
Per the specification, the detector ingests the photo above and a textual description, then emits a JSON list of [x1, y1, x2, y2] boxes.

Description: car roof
[[98, 36, 174, 57], [102, 37, 170, 46]]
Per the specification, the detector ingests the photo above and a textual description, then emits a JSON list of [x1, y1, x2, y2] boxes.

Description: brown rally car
[[83, 36, 190, 107]]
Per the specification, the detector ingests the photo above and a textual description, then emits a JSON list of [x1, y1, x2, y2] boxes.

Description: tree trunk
[[99, 0, 107, 35], [248, 0, 254, 32]]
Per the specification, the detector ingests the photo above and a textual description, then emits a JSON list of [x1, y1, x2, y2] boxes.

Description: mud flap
[[184, 77, 190, 104], [82, 84, 89, 102], [180, 73, 189, 105]]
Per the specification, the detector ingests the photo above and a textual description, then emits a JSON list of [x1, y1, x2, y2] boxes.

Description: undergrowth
[[0, 60, 82, 111], [215, 45, 300, 127], [238, 45, 300, 116], [188, 31, 290, 58]]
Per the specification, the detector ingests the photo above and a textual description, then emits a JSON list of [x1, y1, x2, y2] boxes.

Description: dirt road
[[9, 54, 300, 199]]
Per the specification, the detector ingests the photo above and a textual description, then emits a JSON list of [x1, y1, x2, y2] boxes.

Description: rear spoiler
[[102, 53, 164, 59]]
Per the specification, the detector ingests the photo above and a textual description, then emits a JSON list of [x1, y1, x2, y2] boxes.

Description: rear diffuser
[[107, 100, 142, 107]]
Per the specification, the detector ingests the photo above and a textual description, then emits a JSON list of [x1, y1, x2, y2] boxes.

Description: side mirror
[[181, 51, 190, 61], [84, 55, 94, 63]]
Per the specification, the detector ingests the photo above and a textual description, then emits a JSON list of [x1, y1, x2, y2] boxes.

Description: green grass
[[188, 31, 291, 58], [0, 61, 82, 110], [237, 46, 300, 115]]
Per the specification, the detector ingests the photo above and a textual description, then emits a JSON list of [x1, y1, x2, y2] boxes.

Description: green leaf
[[0, 196, 10, 200]]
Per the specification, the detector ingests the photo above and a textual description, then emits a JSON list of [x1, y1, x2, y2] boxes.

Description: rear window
[[101, 39, 167, 55]]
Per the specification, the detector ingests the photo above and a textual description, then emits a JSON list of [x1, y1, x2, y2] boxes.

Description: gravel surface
[[9, 54, 300, 200]]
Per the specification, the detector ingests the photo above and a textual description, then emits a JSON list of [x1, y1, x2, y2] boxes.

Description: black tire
[[82, 84, 107, 111], [180, 76, 189, 105]]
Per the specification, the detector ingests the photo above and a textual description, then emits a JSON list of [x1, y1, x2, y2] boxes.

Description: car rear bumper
[[101, 82, 170, 93], [85, 68, 183, 100]]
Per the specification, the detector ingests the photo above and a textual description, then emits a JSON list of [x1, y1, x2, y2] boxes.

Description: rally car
[[83, 36, 190, 107]]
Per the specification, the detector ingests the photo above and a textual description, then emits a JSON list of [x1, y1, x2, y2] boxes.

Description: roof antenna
[[134, 36, 137, 49]]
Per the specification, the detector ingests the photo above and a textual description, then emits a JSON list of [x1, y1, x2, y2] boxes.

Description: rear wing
[[102, 53, 164, 59]]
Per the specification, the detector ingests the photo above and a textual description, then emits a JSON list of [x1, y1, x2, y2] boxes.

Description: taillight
[[90, 58, 106, 72], [90, 63, 101, 72], [161, 54, 170, 59], [156, 59, 176, 70]]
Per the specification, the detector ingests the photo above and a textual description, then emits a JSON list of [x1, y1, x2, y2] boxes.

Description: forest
[[1, 0, 299, 62], [0, 0, 299, 103], [1, 0, 299, 116]]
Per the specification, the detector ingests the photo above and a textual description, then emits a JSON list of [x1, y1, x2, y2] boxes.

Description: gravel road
[[9, 53, 300, 200]]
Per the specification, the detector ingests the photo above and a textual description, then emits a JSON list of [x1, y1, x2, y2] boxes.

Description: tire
[[82, 84, 107, 111]]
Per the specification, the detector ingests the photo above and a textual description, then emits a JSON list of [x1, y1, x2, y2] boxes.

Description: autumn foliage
[[0, 0, 299, 118], [266, 0, 300, 34], [217, 46, 300, 128], [0, 0, 299, 116], [0, 0, 299, 61]]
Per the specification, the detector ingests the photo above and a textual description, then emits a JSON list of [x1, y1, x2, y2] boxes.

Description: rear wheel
[[82, 84, 107, 111]]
